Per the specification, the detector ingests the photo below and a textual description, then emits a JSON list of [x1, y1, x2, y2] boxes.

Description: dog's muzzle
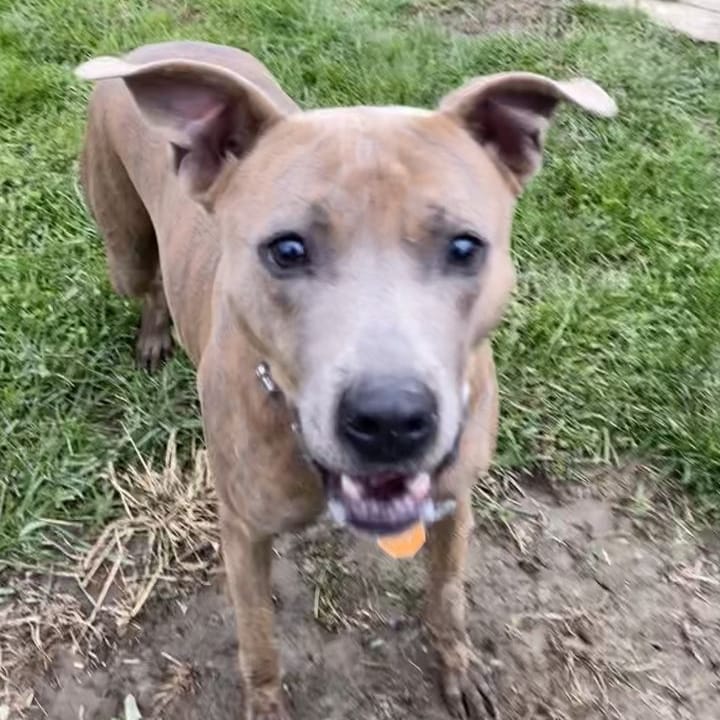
[[254, 360, 463, 536]]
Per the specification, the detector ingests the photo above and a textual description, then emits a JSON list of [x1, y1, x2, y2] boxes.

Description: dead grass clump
[[82, 435, 219, 631], [0, 575, 87, 716], [0, 436, 219, 718]]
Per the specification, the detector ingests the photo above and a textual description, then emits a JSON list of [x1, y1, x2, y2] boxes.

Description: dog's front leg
[[220, 512, 289, 720], [426, 493, 499, 720]]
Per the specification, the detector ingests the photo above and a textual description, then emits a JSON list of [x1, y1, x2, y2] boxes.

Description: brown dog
[[75, 41, 615, 719]]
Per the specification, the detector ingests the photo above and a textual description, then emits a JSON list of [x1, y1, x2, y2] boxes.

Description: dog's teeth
[[328, 499, 348, 525], [356, 500, 370, 520], [408, 472, 431, 500], [395, 496, 413, 519], [391, 497, 405, 516], [341, 474, 362, 501], [420, 499, 435, 523], [435, 499, 457, 521], [367, 499, 386, 521], [420, 498, 457, 524], [462, 381, 470, 409]]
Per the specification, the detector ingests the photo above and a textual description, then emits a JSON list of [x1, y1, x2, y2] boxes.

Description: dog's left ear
[[439, 72, 616, 192]]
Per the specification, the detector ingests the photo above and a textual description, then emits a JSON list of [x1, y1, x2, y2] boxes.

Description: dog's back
[[79, 42, 297, 366]]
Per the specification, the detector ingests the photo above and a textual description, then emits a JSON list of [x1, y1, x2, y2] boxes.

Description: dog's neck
[[255, 359, 313, 467]]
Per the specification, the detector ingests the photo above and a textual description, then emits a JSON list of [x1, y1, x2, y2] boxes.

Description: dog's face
[[77, 57, 615, 535], [215, 108, 516, 532]]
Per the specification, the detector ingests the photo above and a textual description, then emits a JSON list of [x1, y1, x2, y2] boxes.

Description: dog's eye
[[264, 233, 310, 272], [446, 234, 487, 269]]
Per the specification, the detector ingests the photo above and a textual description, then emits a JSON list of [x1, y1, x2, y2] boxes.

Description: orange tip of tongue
[[377, 521, 426, 559]]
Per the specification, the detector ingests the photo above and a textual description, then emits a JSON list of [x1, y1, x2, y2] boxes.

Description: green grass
[[1, 0, 719, 560]]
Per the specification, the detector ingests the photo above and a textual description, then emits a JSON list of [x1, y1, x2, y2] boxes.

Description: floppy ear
[[76, 56, 285, 202], [438, 72, 617, 191]]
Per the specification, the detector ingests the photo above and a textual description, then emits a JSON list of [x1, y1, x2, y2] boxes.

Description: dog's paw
[[135, 324, 174, 372], [441, 656, 500, 720]]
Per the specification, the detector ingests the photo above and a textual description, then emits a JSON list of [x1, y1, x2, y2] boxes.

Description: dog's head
[[77, 55, 615, 535]]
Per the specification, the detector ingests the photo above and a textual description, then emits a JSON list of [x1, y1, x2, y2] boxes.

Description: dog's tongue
[[377, 521, 426, 559]]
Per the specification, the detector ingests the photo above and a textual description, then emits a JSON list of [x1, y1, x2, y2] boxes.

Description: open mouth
[[320, 469, 455, 536]]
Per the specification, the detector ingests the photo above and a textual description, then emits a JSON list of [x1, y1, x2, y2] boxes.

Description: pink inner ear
[[465, 98, 543, 181], [127, 74, 229, 128], [123, 67, 278, 198], [184, 103, 228, 144], [160, 83, 227, 124], [491, 89, 558, 118]]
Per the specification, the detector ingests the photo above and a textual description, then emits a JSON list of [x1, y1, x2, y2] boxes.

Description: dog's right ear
[[76, 56, 285, 204]]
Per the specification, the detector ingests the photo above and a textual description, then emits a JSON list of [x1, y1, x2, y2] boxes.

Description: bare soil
[[406, 0, 573, 35], [6, 469, 720, 720]]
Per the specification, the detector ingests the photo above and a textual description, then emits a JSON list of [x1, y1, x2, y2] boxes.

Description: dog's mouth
[[316, 463, 457, 537], [292, 407, 462, 537]]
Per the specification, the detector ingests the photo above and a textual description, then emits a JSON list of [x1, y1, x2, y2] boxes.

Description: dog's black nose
[[337, 376, 438, 464]]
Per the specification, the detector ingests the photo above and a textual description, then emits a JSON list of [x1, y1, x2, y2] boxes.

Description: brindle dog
[[76, 41, 615, 719]]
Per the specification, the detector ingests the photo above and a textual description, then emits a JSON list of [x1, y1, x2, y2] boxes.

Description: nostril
[[403, 414, 430, 436], [348, 414, 380, 439]]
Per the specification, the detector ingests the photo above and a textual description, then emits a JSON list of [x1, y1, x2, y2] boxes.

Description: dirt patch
[[3, 468, 720, 719], [406, 0, 573, 35]]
